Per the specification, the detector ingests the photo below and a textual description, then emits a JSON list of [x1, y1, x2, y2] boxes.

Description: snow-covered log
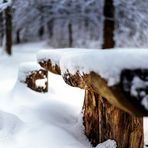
[[18, 62, 48, 93], [37, 49, 63, 75], [37, 49, 95, 75], [37, 49, 148, 147]]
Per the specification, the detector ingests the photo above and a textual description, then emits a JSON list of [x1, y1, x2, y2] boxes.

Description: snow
[[0, 42, 91, 148], [0, 42, 148, 147], [131, 76, 148, 110], [35, 78, 47, 89], [18, 62, 43, 82], [11, 0, 101, 48], [37, 48, 95, 66], [0, 0, 11, 12], [96, 139, 117, 148], [59, 49, 148, 110], [37, 49, 69, 66], [60, 49, 148, 86], [37, 48, 148, 111]]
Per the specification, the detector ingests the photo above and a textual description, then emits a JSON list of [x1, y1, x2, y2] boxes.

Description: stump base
[[83, 90, 144, 148]]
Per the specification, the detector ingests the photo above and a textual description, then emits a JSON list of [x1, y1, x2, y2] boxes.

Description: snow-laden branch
[[0, 0, 11, 13]]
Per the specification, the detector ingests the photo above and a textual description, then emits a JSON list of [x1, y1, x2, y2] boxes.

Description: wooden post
[[102, 0, 115, 49], [83, 90, 144, 147]]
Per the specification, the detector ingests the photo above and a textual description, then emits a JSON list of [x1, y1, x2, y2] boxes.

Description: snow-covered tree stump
[[37, 49, 64, 75], [38, 59, 61, 75], [62, 71, 144, 147], [37, 49, 148, 147], [18, 62, 48, 92]]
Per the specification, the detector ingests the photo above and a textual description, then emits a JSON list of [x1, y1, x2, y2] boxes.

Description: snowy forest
[[0, 0, 148, 148], [1, 0, 148, 50]]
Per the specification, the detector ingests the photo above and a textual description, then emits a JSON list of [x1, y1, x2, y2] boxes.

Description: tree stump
[[18, 62, 48, 93], [83, 90, 143, 147], [37, 49, 148, 147], [62, 71, 144, 147], [25, 69, 48, 93]]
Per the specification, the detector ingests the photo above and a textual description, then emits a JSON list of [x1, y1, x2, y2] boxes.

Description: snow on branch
[[0, 0, 11, 13]]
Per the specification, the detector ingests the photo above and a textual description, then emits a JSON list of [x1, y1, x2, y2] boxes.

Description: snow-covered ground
[[0, 42, 148, 148]]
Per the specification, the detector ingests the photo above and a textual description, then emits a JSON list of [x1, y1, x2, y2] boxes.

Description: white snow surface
[[0, 41, 122, 148], [60, 49, 148, 86], [96, 140, 117, 148], [0, 42, 148, 147], [37, 48, 148, 110], [37, 48, 95, 66], [18, 62, 43, 82], [35, 78, 48, 89]]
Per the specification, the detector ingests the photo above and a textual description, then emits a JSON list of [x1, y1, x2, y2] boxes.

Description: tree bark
[[0, 12, 4, 46], [16, 29, 21, 44], [102, 0, 115, 49], [68, 23, 73, 47], [22, 69, 48, 93], [4, 5, 12, 55], [83, 90, 144, 147], [47, 19, 54, 38]]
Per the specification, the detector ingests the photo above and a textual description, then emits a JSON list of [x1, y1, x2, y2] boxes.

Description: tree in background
[[3, 0, 12, 55], [102, 0, 115, 49], [11, 0, 101, 48], [0, 0, 12, 55]]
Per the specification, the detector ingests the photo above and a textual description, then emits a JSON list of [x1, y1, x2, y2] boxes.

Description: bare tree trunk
[[102, 0, 115, 49], [47, 19, 54, 38], [16, 29, 21, 44], [4, 5, 12, 55], [0, 12, 4, 46], [68, 23, 73, 47], [83, 90, 144, 147]]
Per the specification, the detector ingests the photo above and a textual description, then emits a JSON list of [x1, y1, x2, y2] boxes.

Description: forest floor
[[0, 41, 147, 148]]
